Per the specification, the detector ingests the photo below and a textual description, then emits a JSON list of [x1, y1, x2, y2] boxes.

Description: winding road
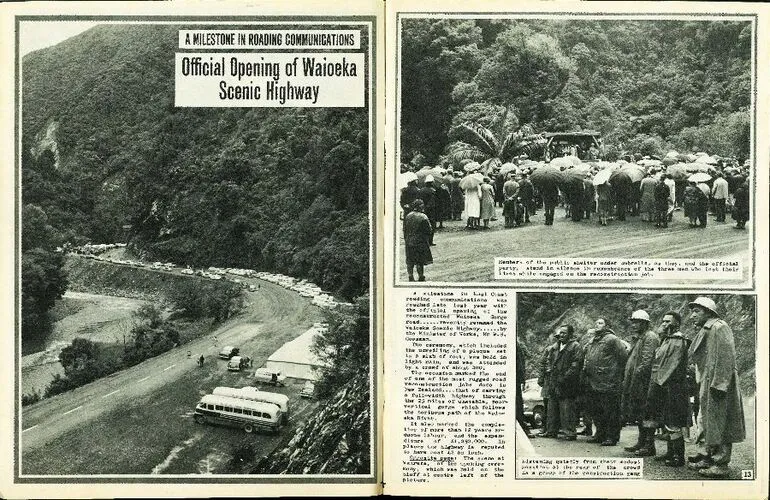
[[20, 265, 324, 475]]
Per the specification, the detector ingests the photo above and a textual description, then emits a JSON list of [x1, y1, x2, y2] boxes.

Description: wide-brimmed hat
[[688, 297, 719, 317]]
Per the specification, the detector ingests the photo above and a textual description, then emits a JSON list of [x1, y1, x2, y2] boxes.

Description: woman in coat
[[463, 181, 482, 229], [684, 181, 705, 227], [479, 177, 496, 229], [639, 172, 657, 222]]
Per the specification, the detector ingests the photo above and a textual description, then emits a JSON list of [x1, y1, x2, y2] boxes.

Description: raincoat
[[688, 318, 746, 445], [552, 339, 584, 398], [621, 329, 660, 420], [647, 332, 691, 427], [583, 329, 628, 394]]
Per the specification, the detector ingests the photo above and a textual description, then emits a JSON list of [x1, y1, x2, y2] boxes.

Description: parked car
[[522, 377, 545, 428], [227, 355, 252, 371], [254, 368, 286, 386], [300, 381, 316, 399], [218, 346, 240, 359]]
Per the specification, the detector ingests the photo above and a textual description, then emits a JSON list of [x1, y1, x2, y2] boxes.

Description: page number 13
[[741, 469, 753, 480]]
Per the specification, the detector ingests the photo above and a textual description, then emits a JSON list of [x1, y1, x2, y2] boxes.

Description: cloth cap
[[688, 297, 719, 317], [630, 310, 650, 322]]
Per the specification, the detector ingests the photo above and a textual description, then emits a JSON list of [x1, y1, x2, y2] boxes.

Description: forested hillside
[[400, 19, 751, 164], [22, 24, 370, 303]]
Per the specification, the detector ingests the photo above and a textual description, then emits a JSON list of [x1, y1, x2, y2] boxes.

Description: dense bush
[[167, 280, 243, 322]]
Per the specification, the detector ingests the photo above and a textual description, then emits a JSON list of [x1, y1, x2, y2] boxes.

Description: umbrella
[[592, 168, 613, 186], [549, 155, 581, 169], [609, 169, 632, 187], [620, 164, 645, 183], [568, 164, 591, 176], [458, 172, 484, 190], [695, 154, 719, 165], [688, 172, 712, 183], [662, 156, 678, 166], [665, 150, 680, 158], [684, 162, 709, 173], [463, 161, 482, 173], [530, 164, 562, 188], [561, 168, 587, 188], [499, 163, 518, 177], [398, 171, 418, 189], [666, 164, 689, 181], [429, 167, 449, 185], [637, 159, 663, 167]]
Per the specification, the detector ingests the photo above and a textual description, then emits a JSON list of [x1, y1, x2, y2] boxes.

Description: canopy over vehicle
[[543, 131, 602, 161]]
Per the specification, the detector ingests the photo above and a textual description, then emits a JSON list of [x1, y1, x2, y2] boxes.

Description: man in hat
[[402, 199, 433, 282], [518, 172, 534, 222], [583, 320, 628, 446], [400, 178, 420, 218], [645, 311, 691, 467], [548, 324, 584, 441], [622, 310, 660, 456], [687, 297, 746, 478]]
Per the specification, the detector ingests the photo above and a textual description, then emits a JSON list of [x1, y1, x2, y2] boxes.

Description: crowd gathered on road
[[400, 152, 751, 281], [515, 297, 746, 479]]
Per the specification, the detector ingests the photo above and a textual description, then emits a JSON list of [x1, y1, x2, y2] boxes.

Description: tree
[[445, 106, 546, 171], [470, 25, 574, 126]]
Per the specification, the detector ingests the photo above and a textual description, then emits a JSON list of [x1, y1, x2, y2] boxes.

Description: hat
[[688, 297, 719, 317], [425, 175, 434, 183], [630, 310, 650, 322]]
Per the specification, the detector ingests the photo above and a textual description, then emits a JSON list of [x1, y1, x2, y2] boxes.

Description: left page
[[0, 1, 383, 498]]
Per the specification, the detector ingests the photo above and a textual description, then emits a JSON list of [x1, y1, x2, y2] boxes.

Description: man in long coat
[[518, 173, 535, 222], [549, 325, 584, 440], [622, 310, 660, 455], [541, 184, 560, 226], [687, 297, 746, 478], [400, 179, 420, 217], [418, 176, 438, 245], [538, 337, 558, 437], [583, 322, 628, 446], [403, 199, 433, 282], [645, 311, 691, 467]]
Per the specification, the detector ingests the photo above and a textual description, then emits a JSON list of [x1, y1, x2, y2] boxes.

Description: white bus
[[212, 386, 290, 423], [193, 394, 282, 434]]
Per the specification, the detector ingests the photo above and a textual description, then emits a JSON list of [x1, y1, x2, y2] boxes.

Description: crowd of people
[[400, 159, 751, 231], [518, 297, 746, 478]]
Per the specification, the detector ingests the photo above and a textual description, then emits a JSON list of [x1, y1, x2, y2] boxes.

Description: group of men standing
[[534, 297, 745, 478]]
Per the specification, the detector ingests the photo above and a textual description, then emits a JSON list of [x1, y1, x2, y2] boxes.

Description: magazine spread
[[0, 0, 767, 499]]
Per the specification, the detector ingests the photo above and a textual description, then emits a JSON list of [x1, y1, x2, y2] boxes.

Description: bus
[[212, 386, 290, 423], [193, 394, 282, 434]]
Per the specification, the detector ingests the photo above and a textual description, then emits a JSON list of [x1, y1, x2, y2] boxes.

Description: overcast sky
[[19, 21, 100, 56]]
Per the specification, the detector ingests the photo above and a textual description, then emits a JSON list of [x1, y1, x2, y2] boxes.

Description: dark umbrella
[[530, 164, 563, 189]]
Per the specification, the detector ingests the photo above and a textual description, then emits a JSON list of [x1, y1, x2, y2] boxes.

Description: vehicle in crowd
[[522, 377, 545, 428], [213, 386, 290, 423], [218, 346, 240, 359], [226, 355, 251, 371], [193, 394, 282, 434], [300, 381, 316, 399], [254, 367, 286, 386]]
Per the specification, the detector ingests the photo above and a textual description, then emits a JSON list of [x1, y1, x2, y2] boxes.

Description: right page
[[383, 1, 768, 498]]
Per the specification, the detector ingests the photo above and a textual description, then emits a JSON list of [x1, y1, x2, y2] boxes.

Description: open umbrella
[[568, 164, 591, 176], [638, 159, 663, 168], [398, 171, 418, 189], [463, 161, 482, 173], [688, 172, 712, 183], [458, 172, 484, 190], [530, 164, 562, 188], [498, 163, 518, 177], [662, 156, 678, 166], [684, 162, 709, 173], [665, 150, 680, 159], [620, 164, 645, 183], [610, 169, 632, 187], [561, 168, 587, 189], [695, 154, 719, 165], [666, 164, 689, 181], [549, 155, 581, 169], [592, 168, 613, 186]]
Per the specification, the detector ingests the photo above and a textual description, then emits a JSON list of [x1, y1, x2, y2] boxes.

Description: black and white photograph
[[16, 17, 375, 479], [515, 292, 756, 480], [396, 16, 754, 285]]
